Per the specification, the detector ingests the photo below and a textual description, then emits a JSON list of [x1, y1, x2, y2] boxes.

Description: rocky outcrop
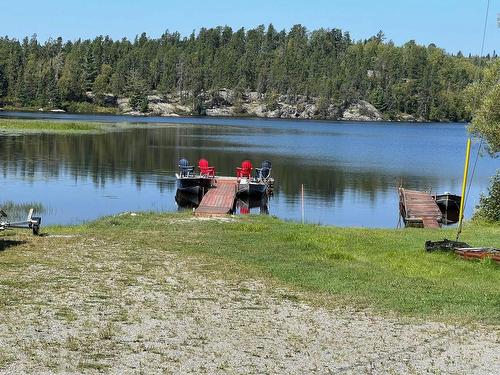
[[85, 92, 117, 106], [342, 100, 382, 121], [147, 95, 191, 116], [92, 89, 387, 121]]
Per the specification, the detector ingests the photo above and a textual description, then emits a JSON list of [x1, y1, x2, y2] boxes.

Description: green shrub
[[265, 91, 279, 112], [64, 101, 117, 114], [474, 170, 500, 222], [129, 93, 149, 113]]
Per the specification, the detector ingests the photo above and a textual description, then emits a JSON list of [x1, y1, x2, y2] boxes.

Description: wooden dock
[[195, 178, 238, 217], [398, 188, 442, 228]]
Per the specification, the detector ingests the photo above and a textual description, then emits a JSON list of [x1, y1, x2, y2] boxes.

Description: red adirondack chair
[[236, 160, 253, 178], [198, 159, 216, 177]]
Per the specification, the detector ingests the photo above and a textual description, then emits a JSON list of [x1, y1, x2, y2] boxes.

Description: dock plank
[[399, 188, 442, 228], [195, 179, 238, 217]]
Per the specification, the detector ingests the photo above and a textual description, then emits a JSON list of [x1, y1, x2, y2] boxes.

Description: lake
[[0, 111, 497, 227]]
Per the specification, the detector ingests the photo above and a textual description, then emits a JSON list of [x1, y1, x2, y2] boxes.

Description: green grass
[[63, 101, 118, 114], [82, 213, 499, 323], [187, 216, 499, 322], [1, 102, 118, 115], [1, 212, 499, 324], [0, 118, 108, 133]]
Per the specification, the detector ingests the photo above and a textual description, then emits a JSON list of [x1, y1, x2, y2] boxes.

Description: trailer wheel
[[32, 224, 40, 236]]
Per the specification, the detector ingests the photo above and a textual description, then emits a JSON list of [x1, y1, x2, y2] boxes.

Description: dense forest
[[0, 25, 497, 120]]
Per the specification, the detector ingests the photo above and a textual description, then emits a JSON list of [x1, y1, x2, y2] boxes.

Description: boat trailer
[[0, 208, 41, 235]]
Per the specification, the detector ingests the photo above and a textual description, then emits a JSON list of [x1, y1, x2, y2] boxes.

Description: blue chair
[[178, 158, 194, 177], [255, 160, 272, 180]]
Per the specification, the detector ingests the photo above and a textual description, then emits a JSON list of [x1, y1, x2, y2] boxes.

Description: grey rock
[[247, 91, 261, 101], [86, 91, 117, 106], [394, 112, 417, 122], [87, 89, 387, 122], [117, 97, 132, 113], [206, 107, 235, 117], [342, 100, 382, 121]]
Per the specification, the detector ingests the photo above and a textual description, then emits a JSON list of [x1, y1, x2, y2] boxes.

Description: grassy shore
[[1, 213, 498, 372], [0, 118, 109, 133], [1, 213, 498, 324], [1, 103, 118, 115]]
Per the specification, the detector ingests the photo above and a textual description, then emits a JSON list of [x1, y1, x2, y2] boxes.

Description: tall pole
[[457, 138, 471, 240]]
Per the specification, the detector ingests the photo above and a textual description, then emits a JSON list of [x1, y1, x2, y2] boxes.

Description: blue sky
[[1, 0, 498, 55]]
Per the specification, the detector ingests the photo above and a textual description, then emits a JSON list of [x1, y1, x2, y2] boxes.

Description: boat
[[434, 193, 461, 211], [236, 160, 273, 196], [433, 192, 461, 225], [236, 194, 270, 215], [175, 189, 202, 209], [175, 158, 215, 194], [237, 177, 269, 195]]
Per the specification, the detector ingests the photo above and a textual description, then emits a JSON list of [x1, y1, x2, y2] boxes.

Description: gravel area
[[0, 233, 498, 374]]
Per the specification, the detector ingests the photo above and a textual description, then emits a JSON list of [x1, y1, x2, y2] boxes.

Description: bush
[[129, 93, 149, 113], [265, 91, 280, 112], [474, 171, 500, 222], [63, 101, 117, 114]]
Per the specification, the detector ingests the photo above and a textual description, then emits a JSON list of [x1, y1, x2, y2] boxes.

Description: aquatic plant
[[0, 201, 45, 221]]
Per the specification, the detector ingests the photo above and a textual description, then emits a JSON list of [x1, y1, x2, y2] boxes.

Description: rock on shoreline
[[112, 89, 386, 121]]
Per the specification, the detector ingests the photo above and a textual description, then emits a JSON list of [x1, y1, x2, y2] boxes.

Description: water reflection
[[0, 112, 497, 227], [175, 190, 201, 210], [175, 189, 270, 216], [0, 127, 448, 199], [235, 195, 270, 215]]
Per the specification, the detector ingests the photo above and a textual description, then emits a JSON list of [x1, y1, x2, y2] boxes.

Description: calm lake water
[[0, 111, 497, 227]]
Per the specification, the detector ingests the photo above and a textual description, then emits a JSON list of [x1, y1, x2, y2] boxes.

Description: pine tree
[[93, 64, 112, 105], [83, 48, 98, 92], [0, 26, 493, 120], [0, 64, 6, 100], [126, 69, 149, 112]]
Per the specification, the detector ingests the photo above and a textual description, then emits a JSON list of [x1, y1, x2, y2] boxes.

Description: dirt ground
[[0, 230, 498, 374]]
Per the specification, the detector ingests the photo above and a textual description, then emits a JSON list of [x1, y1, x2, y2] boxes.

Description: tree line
[[0, 25, 497, 120]]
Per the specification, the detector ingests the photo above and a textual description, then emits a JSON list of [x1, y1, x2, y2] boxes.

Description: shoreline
[[1, 212, 499, 323], [0, 212, 498, 372], [0, 108, 467, 125]]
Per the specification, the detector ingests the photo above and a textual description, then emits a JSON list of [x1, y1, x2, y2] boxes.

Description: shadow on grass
[[0, 240, 26, 252]]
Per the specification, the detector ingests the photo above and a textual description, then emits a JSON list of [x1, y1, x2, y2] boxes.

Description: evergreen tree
[[0, 64, 6, 100], [126, 69, 149, 112], [58, 51, 84, 101], [0, 27, 495, 120], [83, 48, 98, 91], [93, 64, 113, 105]]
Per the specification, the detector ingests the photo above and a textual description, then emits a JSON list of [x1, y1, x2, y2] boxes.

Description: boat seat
[[198, 159, 216, 177], [255, 160, 272, 180], [178, 158, 194, 177], [236, 160, 253, 178]]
